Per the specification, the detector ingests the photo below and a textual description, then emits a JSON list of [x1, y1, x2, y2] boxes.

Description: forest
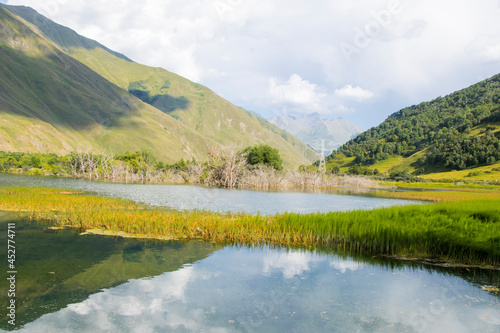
[[328, 74, 500, 170]]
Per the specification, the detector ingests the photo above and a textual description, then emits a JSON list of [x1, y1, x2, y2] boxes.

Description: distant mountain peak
[[268, 114, 362, 153]]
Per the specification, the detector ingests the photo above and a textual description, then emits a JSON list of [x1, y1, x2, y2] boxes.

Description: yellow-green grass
[[327, 151, 425, 175], [375, 189, 500, 202], [1, 186, 499, 267], [370, 155, 407, 174], [419, 163, 500, 182], [380, 181, 500, 191], [326, 154, 356, 173], [376, 150, 428, 174]]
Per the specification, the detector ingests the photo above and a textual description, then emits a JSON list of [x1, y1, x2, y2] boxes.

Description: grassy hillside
[[0, 6, 220, 163], [66, 42, 317, 168], [3, 4, 316, 168], [326, 73, 500, 180]]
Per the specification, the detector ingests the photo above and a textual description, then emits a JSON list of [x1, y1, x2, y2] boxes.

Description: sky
[[4, 0, 500, 129]]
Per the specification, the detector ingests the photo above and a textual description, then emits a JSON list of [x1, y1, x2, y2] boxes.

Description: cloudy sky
[[4, 0, 500, 128]]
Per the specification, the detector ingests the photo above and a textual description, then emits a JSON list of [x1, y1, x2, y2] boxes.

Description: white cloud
[[22, 265, 228, 332], [465, 36, 500, 62], [379, 19, 428, 41], [269, 74, 326, 109], [333, 105, 356, 114], [5, 0, 500, 128], [335, 84, 374, 101]]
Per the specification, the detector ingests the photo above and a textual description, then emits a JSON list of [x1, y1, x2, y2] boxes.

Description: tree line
[[328, 73, 500, 169], [0, 145, 377, 189]]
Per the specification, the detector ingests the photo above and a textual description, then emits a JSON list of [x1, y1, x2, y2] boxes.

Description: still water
[[0, 174, 421, 215], [0, 213, 499, 332], [0, 174, 498, 332]]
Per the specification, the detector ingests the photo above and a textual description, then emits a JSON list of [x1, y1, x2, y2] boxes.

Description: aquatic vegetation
[[0, 186, 499, 266]]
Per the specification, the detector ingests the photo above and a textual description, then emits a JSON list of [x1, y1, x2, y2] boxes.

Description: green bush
[[243, 144, 283, 171]]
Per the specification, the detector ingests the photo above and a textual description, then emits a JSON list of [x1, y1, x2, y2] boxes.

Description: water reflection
[[13, 246, 500, 333], [0, 174, 422, 215], [1, 213, 498, 332], [0, 213, 218, 330]]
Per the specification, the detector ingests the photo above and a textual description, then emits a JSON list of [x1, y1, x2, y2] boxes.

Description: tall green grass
[[0, 187, 499, 266]]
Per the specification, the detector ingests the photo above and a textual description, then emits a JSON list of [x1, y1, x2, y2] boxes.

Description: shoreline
[[1, 186, 499, 269], [74, 226, 500, 271]]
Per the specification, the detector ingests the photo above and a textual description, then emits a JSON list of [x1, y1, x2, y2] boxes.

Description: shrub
[[243, 144, 283, 171]]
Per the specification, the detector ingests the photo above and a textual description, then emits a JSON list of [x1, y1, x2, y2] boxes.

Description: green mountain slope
[[0, 5, 217, 162], [2, 4, 316, 168], [327, 74, 500, 178]]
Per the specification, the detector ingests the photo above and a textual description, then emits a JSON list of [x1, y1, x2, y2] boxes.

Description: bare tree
[[206, 145, 247, 188], [100, 151, 114, 179]]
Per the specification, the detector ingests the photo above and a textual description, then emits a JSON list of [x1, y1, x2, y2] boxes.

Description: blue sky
[[5, 0, 500, 129]]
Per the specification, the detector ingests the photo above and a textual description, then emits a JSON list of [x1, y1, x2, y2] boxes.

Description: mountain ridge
[[326, 73, 500, 179], [0, 4, 316, 168], [4, 4, 134, 62]]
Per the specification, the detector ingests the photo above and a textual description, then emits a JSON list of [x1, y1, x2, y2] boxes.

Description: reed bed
[[0, 187, 499, 266]]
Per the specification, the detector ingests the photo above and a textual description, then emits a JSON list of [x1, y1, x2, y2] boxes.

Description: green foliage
[[331, 166, 341, 174], [348, 165, 374, 176], [427, 130, 500, 169], [243, 144, 284, 171], [389, 169, 419, 182], [169, 158, 188, 171], [115, 150, 156, 173], [0, 151, 61, 174], [329, 74, 500, 169]]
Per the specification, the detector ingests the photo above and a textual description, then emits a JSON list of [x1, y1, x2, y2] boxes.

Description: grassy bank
[[0, 187, 499, 267], [380, 181, 500, 190], [375, 188, 500, 202]]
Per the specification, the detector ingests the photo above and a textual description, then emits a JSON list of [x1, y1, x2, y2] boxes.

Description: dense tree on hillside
[[328, 74, 500, 169], [427, 130, 500, 169]]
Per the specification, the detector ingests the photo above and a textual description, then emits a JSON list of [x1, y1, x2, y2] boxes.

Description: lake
[[0, 174, 499, 332], [0, 213, 498, 332], [0, 174, 422, 215]]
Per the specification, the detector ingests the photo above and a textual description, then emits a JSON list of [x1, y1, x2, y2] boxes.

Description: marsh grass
[[1, 187, 499, 266]]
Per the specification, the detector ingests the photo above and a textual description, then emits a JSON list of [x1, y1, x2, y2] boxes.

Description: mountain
[[0, 5, 316, 168], [326, 73, 500, 179], [268, 113, 362, 154]]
